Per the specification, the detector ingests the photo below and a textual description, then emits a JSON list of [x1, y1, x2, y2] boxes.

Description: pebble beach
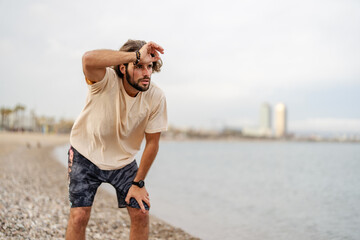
[[0, 132, 199, 240]]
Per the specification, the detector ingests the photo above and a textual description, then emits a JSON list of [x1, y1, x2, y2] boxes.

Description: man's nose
[[142, 67, 151, 76]]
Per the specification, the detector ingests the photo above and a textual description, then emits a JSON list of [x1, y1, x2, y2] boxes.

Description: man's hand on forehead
[[139, 41, 164, 64]]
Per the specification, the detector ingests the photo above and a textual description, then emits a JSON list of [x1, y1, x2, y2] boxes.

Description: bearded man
[[65, 40, 167, 240]]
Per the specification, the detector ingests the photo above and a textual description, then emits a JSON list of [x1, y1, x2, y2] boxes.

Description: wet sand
[[0, 132, 199, 239]]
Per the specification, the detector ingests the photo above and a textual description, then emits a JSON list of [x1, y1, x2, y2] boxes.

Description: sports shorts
[[67, 146, 149, 210]]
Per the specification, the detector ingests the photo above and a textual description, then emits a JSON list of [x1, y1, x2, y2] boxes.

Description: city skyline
[[2, 101, 360, 141]]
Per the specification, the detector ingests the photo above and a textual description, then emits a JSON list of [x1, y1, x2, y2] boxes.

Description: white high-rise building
[[259, 103, 272, 136], [275, 103, 287, 137]]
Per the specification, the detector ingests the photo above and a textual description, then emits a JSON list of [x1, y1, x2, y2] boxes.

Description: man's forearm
[[134, 140, 159, 182], [82, 49, 136, 69], [82, 49, 137, 82], [82, 42, 163, 82]]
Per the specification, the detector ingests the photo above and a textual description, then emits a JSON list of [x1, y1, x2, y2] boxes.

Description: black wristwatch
[[132, 180, 145, 188]]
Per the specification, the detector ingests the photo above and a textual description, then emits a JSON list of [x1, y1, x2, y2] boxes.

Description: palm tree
[[0, 108, 5, 129], [0, 107, 13, 130], [13, 104, 26, 130]]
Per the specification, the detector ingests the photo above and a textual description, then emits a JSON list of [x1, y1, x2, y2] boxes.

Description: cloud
[[0, 0, 359, 133]]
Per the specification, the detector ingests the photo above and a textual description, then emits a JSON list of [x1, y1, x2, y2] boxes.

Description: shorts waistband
[[69, 146, 137, 170]]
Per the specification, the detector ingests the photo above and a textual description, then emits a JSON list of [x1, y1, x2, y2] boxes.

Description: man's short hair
[[113, 39, 163, 78]]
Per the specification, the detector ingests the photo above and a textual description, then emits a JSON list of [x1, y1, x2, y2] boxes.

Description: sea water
[[54, 141, 360, 240]]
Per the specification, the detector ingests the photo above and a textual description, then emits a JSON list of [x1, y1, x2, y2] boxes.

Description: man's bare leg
[[127, 207, 149, 240], [65, 207, 92, 240]]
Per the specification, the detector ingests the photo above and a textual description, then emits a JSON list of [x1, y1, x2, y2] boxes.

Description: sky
[[0, 0, 359, 134]]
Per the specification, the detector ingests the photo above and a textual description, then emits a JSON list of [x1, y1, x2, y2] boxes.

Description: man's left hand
[[125, 185, 150, 213], [138, 41, 164, 64]]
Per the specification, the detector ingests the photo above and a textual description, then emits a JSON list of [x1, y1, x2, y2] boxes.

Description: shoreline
[[0, 132, 199, 239]]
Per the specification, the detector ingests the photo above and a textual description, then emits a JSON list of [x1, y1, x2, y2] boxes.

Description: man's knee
[[128, 207, 149, 225], [69, 207, 91, 227]]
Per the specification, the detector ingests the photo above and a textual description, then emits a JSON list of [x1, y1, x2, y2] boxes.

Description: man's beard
[[125, 68, 151, 92]]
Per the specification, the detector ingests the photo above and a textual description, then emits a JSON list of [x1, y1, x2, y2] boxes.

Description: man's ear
[[119, 65, 126, 75]]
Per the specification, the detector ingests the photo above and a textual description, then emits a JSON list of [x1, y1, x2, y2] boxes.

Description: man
[[65, 40, 167, 240]]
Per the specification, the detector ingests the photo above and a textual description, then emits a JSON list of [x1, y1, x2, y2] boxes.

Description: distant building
[[275, 103, 287, 137], [243, 102, 272, 137], [259, 103, 272, 136]]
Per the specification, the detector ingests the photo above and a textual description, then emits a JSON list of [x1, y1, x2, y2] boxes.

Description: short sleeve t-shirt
[[70, 67, 168, 170]]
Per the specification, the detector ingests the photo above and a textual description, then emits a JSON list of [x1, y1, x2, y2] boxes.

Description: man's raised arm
[[82, 50, 136, 82], [82, 42, 164, 83]]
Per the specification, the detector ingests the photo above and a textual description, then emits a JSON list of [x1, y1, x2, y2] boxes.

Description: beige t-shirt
[[70, 67, 168, 170]]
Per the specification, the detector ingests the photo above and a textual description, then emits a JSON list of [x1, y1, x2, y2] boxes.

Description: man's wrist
[[132, 180, 145, 188], [134, 50, 141, 65]]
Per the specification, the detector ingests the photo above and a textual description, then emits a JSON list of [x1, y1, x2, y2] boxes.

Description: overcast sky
[[0, 0, 359, 134]]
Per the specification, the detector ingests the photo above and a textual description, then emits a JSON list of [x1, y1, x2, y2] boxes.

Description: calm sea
[[54, 141, 360, 240]]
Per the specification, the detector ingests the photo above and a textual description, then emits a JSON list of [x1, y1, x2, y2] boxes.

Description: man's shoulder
[[103, 67, 119, 88], [87, 67, 118, 94], [106, 67, 118, 79]]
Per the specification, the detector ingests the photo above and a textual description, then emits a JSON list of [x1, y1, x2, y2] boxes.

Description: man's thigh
[[68, 146, 102, 208], [108, 161, 149, 210]]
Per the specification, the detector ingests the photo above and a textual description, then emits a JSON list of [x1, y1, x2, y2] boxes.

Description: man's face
[[125, 62, 153, 92]]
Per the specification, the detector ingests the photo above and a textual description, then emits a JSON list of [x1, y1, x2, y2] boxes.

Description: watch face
[[133, 180, 145, 188]]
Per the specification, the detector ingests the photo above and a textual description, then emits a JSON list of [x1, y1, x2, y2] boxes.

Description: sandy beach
[[0, 132, 199, 240]]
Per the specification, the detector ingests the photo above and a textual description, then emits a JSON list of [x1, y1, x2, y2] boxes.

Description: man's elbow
[[82, 50, 102, 70], [82, 51, 93, 69]]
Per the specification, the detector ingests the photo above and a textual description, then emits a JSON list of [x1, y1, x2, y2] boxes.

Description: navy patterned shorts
[[67, 146, 149, 210]]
